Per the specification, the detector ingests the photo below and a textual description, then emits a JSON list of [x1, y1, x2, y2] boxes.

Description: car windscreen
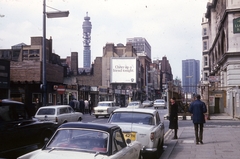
[[46, 128, 109, 153], [37, 108, 55, 115], [110, 112, 154, 125]]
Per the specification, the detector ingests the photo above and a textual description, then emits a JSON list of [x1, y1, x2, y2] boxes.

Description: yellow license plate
[[123, 132, 136, 141]]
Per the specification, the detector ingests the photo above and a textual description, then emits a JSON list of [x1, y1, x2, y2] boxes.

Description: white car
[[153, 99, 166, 109], [35, 105, 83, 125], [18, 122, 142, 159], [93, 101, 120, 118], [127, 101, 143, 108], [142, 100, 153, 107], [108, 108, 165, 159]]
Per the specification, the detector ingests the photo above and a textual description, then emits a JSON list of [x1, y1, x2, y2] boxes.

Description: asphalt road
[[13, 108, 240, 159]]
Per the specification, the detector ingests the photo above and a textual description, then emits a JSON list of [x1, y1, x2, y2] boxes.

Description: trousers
[[194, 123, 203, 142]]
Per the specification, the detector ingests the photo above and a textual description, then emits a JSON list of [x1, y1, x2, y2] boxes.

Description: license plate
[[123, 132, 136, 141], [98, 110, 104, 112]]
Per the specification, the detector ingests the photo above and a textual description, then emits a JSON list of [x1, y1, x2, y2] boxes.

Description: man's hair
[[172, 97, 176, 100], [196, 94, 201, 100]]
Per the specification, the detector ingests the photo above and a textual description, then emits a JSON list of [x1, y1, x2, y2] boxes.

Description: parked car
[[108, 108, 165, 159], [142, 100, 153, 107], [127, 101, 143, 108], [93, 101, 120, 118], [18, 122, 142, 159], [0, 99, 58, 159], [35, 105, 83, 125], [153, 99, 166, 109]]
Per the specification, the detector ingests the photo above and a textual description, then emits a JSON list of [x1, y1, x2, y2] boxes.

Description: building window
[[203, 28, 207, 36], [203, 41, 207, 50], [204, 56, 208, 66], [23, 50, 28, 60], [204, 72, 208, 81], [48, 93, 53, 103]]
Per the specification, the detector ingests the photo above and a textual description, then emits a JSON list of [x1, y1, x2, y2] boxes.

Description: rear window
[[110, 112, 154, 125], [128, 102, 139, 106], [37, 108, 55, 115], [0, 104, 27, 121], [98, 103, 111, 106], [156, 100, 165, 103]]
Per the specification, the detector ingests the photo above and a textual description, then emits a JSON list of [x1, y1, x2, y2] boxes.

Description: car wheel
[[95, 115, 98, 118], [151, 141, 161, 159], [78, 117, 82, 121], [160, 138, 164, 150]]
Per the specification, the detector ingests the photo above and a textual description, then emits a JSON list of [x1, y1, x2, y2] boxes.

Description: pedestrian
[[84, 99, 89, 114], [69, 98, 74, 109], [169, 97, 178, 139], [88, 100, 92, 115], [79, 98, 85, 114], [189, 94, 207, 145]]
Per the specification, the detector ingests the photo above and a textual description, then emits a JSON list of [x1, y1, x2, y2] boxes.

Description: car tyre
[[78, 117, 82, 121], [151, 141, 161, 159], [95, 115, 98, 118]]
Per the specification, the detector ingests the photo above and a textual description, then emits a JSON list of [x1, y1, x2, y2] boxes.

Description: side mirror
[[126, 138, 131, 144]]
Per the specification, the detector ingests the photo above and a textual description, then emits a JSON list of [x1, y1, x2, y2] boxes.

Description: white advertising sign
[[111, 58, 137, 83]]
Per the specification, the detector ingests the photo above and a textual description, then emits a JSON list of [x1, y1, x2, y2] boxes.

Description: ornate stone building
[[201, 0, 240, 118]]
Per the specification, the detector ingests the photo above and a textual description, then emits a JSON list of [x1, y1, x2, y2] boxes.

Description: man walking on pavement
[[189, 94, 207, 145]]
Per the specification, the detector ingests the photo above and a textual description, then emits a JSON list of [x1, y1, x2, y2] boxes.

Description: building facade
[[201, 0, 240, 118], [127, 37, 151, 59], [0, 37, 65, 113]]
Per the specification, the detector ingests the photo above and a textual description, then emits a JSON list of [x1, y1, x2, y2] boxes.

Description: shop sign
[[115, 89, 121, 94], [57, 85, 66, 94], [90, 86, 98, 92], [99, 87, 108, 94], [215, 94, 222, 98], [66, 85, 77, 90], [209, 76, 220, 82]]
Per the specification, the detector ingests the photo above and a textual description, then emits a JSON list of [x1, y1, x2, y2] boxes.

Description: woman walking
[[169, 97, 178, 139]]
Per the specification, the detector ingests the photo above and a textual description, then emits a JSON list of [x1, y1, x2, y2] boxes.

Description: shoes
[[196, 142, 199, 145], [199, 141, 203, 144]]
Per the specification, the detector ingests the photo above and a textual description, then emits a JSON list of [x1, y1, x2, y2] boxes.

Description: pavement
[[161, 113, 240, 159]]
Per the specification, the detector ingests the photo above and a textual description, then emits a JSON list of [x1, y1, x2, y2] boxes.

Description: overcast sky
[[0, 0, 209, 79]]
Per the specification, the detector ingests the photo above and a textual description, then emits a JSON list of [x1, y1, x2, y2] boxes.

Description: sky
[[0, 0, 210, 79]]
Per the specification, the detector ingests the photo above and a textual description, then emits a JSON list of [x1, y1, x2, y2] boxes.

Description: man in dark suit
[[189, 94, 207, 145]]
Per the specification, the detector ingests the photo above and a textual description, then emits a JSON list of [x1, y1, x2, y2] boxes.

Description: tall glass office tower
[[82, 12, 92, 68], [182, 59, 200, 94]]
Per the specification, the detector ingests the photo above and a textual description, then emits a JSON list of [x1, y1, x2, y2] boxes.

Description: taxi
[[108, 108, 165, 159]]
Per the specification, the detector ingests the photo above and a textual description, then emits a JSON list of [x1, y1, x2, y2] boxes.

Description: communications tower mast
[[82, 12, 92, 68]]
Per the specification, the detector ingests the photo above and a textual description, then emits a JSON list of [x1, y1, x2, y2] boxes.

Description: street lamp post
[[42, 0, 69, 106]]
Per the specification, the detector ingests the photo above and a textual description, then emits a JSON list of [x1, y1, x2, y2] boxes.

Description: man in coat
[[189, 94, 207, 145]]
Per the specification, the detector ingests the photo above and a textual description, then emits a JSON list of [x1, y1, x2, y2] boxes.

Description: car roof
[[59, 122, 120, 133], [113, 108, 156, 114], [0, 99, 23, 105], [38, 105, 71, 109], [98, 101, 114, 103]]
